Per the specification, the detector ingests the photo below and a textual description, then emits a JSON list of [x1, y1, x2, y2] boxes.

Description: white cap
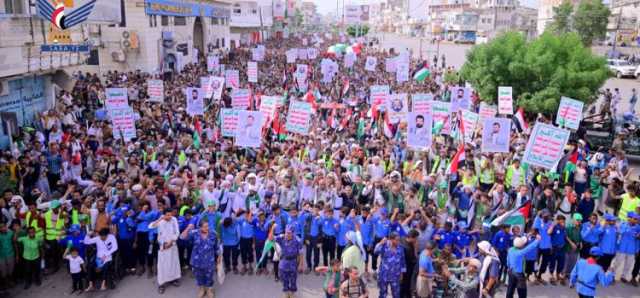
[[513, 236, 527, 248]]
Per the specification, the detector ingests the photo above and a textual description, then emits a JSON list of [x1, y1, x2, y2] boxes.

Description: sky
[[312, 0, 540, 15]]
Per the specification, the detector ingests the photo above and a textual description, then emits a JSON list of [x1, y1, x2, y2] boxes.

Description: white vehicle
[[607, 59, 637, 78], [635, 65, 640, 79]]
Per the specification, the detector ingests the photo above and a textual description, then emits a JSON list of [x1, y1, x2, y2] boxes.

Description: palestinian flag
[[413, 68, 430, 82], [271, 112, 287, 140], [193, 118, 202, 149], [490, 200, 532, 227], [513, 108, 528, 132], [447, 144, 465, 175], [256, 239, 275, 269], [432, 115, 449, 135]]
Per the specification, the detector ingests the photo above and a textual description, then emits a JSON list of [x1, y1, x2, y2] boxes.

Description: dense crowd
[[0, 32, 638, 298]]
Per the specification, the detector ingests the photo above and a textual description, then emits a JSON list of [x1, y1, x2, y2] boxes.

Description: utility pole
[[611, 12, 621, 56]]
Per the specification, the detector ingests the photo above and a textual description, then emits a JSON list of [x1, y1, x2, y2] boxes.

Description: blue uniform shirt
[[599, 225, 618, 255], [321, 216, 339, 237], [221, 220, 240, 246], [433, 229, 455, 250], [373, 216, 390, 239], [550, 225, 566, 248], [253, 220, 268, 241], [507, 239, 540, 273], [357, 216, 374, 246], [491, 230, 512, 252], [239, 218, 255, 239], [617, 223, 639, 254], [570, 258, 614, 297], [580, 222, 602, 244], [418, 251, 435, 275], [309, 216, 322, 237], [113, 213, 136, 240], [533, 217, 553, 249]]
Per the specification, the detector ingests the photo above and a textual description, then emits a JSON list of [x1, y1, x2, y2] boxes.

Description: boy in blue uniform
[[506, 235, 540, 298], [337, 207, 355, 257], [549, 214, 567, 285], [321, 207, 339, 267], [371, 207, 390, 277], [570, 247, 614, 298], [614, 212, 639, 282], [598, 214, 618, 271], [303, 203, 322, 274], [112, 205, 136, 275], [433, 221, 455, 250], [238, 210, 256, 275], [534, 209, 553, 284], [580, 214, 602, 258], [253, 211, 269, 275], [453, 221, 472, 259], [220, 216, 240, 274], [177, 209, 195, 270], [491, 224, 512, 282], [356, 206, 374, 280]]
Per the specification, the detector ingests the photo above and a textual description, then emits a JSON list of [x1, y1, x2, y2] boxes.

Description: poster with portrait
[[344, 52, 356, 68], [210, 76, 225, 100], [235, 110, 264, 148], [385, 57, 397, 73], [406, 112, 433, 150], [186, 88, 204, 116], [365, 56, 377, 71], [386, 93, 408, 124], [201, 76, 214, 99], [449, 86, 471, 113], [460, 110, 479, 143], [481, 117, 511, 153], [396, 62, 409, 83], [307, 48, 318, 60], [295, 64, 308, 82], [207, 55, 219, 73], [432, 101, 452, 135]]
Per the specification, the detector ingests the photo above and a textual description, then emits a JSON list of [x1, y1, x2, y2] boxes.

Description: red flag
[[342, 78, 350, 97], [194, 117, 202, 135], [305, 90, 318, 111], [448, 144, 466, 175]]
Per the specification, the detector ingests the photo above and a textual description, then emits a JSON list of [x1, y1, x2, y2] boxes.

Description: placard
[[231, 88, 251, 110], [411, 93, 433, 115], [105, 88, 128, 110], [147, 80, 164, 102], [556, 96, 584, 130], [478, 102, 497, 122], [344, 52, 356, 68], [432, 101, 451, 134], [295, 64, 308, 82], [285, 101, 312, 135], [207, 55, 219, 73], [225, 69, 240, 88], [297, 48, 308, 60], [386, 93, 408, 124], [396, 62, 409, 83], [307, 48, 318, 59], [186, 88, 204, 116], [286, 49, 297, 63], [461, 110, 479, 143], [385, 57, 397, 73], [221, 109, 239, 137], [201, 76, 214, 99], [407, 112, 433, 150], [450, 86, 471, 113], [498, 86, 513, 115], [247, 62, 258, 83], [260, 95, 281, 119], [522, 123, 571, 170], [480, 117, 511, 153], [210, 76, 225, 100], [365, 56, 377, 71], [235, 111, 264, 148], [110, 107, 136, 141], [370, 85, 390, 107]]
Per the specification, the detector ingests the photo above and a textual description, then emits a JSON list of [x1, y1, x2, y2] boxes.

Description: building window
[[161, 15, 169, 26], [222, 38, 225, 48], [233, 3, 241, 14], [149, 15, 157, 27], [3, 0, 25, 14], [174, 16, 186, 26], [251, 9, 257, 14], [212, 17, 219, 25], [119, 0, 126, 27]]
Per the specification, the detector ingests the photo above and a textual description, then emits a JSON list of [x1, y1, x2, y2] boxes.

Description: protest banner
[[147, 80, 164, 102], [297, 48, 308, 60], [201, 76, 214, 99], [211, 76, 225, 100], [247, 62, 258, 83], [344, 52, 356, 68], [286, 49, 297, 63], [479, 117, 510, 153], [556, 96, 584, 130], [231, 88, 251, 110], [522, 122, 571, 170], [396, 62, 409, 83], [450, 86, 471, 112], [386, 93, 408, 124], [461, 110, 479, 143], [307, 48, 318, 59], [365, 56, 377, 71], [478, 102, 497, 122], [260, 95, 281, 119], [498, 86, 513, 115], [285, 101, 312, 135], [251, 48, 264, 62], [225, 69, 240, 88], [406, 112, 433, 150], [235, 111, 264, 148], [385, 57, 397, 73], [432, 101, 451, 134], [221, 109, 239, 137], [105, 88, 128, 110], [411, 93, 433, 115], [207, 55, 219, 73], [110, 107, 136, 141], [370, 85, 390, 107], [186, 88, 204, 116], [295, 64, 308, 82]]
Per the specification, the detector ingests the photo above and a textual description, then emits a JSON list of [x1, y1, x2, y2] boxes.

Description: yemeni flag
[[513, 108, 529, 132], [272, 112, 287, 140], [339, 108, 352, 131], [193, 118, 202, 149], [447, 144, 466, 175], [328, 108, 338, 129], [413, 68, 430, 82], [342, 78, 350, 97], [383, 113, 396, 139], [490, 200, 532, 227], [304, 90, 319, 111]]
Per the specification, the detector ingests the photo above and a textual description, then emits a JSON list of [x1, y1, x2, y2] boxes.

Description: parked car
[[607, 59, 637, 78], [636, 65, 640, 79]]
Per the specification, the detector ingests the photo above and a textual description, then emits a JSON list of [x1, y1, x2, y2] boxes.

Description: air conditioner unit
[[121, 30, 140, 51], [0, 81, 9, 96], [111, 50, 126, 62]]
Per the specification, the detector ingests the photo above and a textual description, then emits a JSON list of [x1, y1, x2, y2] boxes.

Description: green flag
[[256, 239, 275, 269]]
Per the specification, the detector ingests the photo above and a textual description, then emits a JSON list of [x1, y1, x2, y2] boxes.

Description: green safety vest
[[44, 210, 66, 241], [25, 211, 44, 240]]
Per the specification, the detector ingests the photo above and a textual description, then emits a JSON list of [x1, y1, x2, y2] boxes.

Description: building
[[0, 0, 122, 147], [607, 0, 640, 46], [94, 0, 231, 75], [536, 0, 577, 35], [229, 0, 273, 47]]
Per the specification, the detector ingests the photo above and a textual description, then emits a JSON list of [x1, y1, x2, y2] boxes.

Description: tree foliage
[[346, 25, 369, 37], [460, 32, 609, 114], [573, 0, 610, 46], [549, 1, 573, 34]]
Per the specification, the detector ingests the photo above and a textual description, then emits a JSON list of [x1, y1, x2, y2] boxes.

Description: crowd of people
[[0, 32, 638, 298]]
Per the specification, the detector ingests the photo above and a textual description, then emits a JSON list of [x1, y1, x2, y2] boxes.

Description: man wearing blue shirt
[[321, 207, 339, 267], [533, 210, 553, 284], [238, 210, 256, 275], [371, 208, 391, 277], [549, 214, 567, 285], [253, 211, 269, 275], [570, 247, 614, 298], [337, 207, 355, 257], [491, 224, 512, 282], [303, 203, 322, 274], [220, 216, 240, 274], [176, 209, 195, 271], [417, 242, 435, 298], [580, 214, 602, 258], [614, 212, 639, 283], [598, 214, 619, 271], [357, 206, 375, 279], [506, 235, 540, 298]]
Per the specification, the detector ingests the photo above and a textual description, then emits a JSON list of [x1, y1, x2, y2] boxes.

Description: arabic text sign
[[201, 76, 214, 99], [411, 93, 433, 115], [479, 102, 497, 122], [285, 101, 312, 135], [370, 85, 389, 106], [207, 55, 219, 72], [396, 62, 409, 82], [556, 96, 584, 130], [105, 88, 128, 110], [522, 123, 571, 170], [231, 88, 251, 110], [461, 110, 479, 143], [498, 86, 513, 115], [221, 109, 239, 137], [225, 69, 240, 88], [260, 95, 280, 119], [110, 107, 136, 141], [147, 80, 164, 102], [247, 62, 258, 83]]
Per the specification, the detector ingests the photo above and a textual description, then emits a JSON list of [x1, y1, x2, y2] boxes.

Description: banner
[[211, 76, 225, 100], [207, 55, 219, 73], [251, 48, 264, 62], [307, 48, 318, 60], [411, 93, 433, 115], [432, 101, 451, 134], [396, 62, 409, 83], [344, 52, 356, 68], [247, 62, 258, 83], [225, 69, 240, 88], [186, 88, 204, 116], [478, 102, 497, 122], [105, 88, 128, 110], [386, 93, 408, 124], [285, 101, 313, 135], [407, 112, 433, 150], [385, 57, 397, 73], [450, 86, 471, 113], [235, 111, 264, 148], [201, 76, 214, 99], [461, 110, 479, 143], [110, 107, 136, 142], [297, 48, 308, 60], [498, 86, 513, 115], [365, 56, 377, 71], [221, 108, 239, 137], [370, 85, 390, 107], [231, 88, 251, 110], [556, 96, 584, 130], [522, 123, 570, 170], [295, 64, 308, 82], [147, 80, 164, 102], [260, 95, 280, 119], [480, 117, 511, 153], [286, 49, 297, 63]]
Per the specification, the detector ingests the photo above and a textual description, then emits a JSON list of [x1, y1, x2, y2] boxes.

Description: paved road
[[4, 265, 640, 298]]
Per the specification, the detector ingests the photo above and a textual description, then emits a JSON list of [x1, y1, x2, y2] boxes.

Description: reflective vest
[[25, 211, 44, 240], [71, 209, 80, 225], [44, 210, 66, 241]]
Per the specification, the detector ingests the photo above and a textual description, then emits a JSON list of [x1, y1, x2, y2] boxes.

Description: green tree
[[346, 25, 369, 37], [548, 0, 573, 34], [460, 32, 609, 114], [573, 0, 611, 45]]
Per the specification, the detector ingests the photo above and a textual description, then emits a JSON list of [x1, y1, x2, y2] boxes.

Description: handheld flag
[[413, 68, 430, 82]]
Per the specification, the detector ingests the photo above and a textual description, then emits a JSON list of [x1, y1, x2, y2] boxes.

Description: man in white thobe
[[149, 209, 182, 293]]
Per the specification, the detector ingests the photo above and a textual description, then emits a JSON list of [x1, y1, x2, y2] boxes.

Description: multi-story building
[[607, 0, 640, 46], [537, 0, 576, 35], [229, 0, 273, 47]]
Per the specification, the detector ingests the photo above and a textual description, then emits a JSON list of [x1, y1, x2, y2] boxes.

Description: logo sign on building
[[147, 80, 164, 102], [497, 86, 513, 115], [556, 96, 584, 130], [344, 5, 370, 24], [105, 88, 128, 110], [522, 123, 571, 170]]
